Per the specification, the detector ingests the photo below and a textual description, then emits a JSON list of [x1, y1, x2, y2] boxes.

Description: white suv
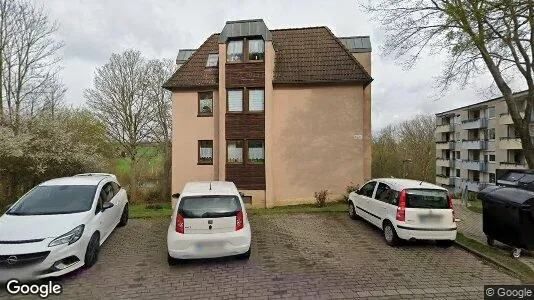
[[167, 181, 251, 264], [348, 178, 457, 247]]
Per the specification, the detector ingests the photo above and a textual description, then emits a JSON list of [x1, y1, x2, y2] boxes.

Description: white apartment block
[[435, 90, 533, 193]]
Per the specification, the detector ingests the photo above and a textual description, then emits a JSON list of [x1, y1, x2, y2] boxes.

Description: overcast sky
[[37, 0, 516, 131]]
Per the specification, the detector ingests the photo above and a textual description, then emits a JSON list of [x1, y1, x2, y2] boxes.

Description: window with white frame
[[248, 39, 264, 61], [227, 40, 243, 62], [227, 140, 243, 163], [248, 89, 264, 112], [198, 140, 213, 164], [247, 140, 264, 164], [206, 54, 218, 67]]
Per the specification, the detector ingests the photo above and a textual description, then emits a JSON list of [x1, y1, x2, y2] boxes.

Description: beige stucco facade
[[269, 85, 367, 205]]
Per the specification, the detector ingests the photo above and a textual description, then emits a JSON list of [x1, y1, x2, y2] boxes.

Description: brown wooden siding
[[225, 113, 264, 139], [226, 62, 265, 87], [226, 164, 265, 190]]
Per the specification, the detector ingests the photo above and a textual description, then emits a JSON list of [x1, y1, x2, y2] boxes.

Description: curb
[[454, 240, 524, 280]]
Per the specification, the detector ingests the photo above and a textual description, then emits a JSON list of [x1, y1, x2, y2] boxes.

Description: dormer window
[[227, 40, 243, 62], [248, 39, 264, 61], [206, 54, 218, 67]]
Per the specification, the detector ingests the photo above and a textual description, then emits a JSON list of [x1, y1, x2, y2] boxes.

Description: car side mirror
[[172, 193, 180, 198], [239, 192, 245, 197], [102, 202, 114, 212]]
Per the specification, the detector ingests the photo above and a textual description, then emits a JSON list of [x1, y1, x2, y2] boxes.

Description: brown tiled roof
[[271, 27, 372, 85], [162, 34, 219, 90], [163, 27, 372, 90]]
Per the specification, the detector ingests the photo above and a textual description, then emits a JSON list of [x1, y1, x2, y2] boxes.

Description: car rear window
[[178, 196, 242, 218], [405, 189, 450, 209]]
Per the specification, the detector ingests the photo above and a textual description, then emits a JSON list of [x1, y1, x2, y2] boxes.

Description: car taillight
[[175, 214, 184, 234], [236, 211, 244, 231], [396, 189, 406, 222], [448, 193, 456, 223]]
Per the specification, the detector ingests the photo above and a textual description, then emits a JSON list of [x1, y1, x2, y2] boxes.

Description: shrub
[[314, 189, 329, 207], [342, 182, 360, 202]]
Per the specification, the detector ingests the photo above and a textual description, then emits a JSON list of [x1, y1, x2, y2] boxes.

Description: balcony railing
[[462, 139, 488, 150], [499, 137, 522, 149], [435, 141, 455, 150], [436, 123, 454, 133], [436, 158, 451, 167], [462, 160, 488, 172], [462, 118, 488, 129], [499, 161, 528, 169], [436, 175, 454, 186], [499, 112, 525, 125]]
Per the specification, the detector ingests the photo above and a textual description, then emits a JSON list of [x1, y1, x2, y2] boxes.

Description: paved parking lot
[[1, 213, 519, 299]]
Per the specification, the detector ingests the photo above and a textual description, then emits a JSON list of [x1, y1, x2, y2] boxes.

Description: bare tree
[[145, 58, 174, 201], [85, 50, 155, 201], [363, 0, 534, 168]]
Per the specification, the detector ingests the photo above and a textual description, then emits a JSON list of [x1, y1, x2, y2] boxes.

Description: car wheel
[[383, 222, 399, 246], [167, 253, 181, 266], [436, 240, 455, 248], [348, 202, 359, 220], [237, 247, 251, 260], [118, 203, 129, 227], [486, 236, 494, 246], [84, 233, 100, 268]]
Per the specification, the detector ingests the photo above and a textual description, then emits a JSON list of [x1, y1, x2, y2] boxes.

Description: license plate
[[419, 214, 442, 223], [195, 241, 222, 251]]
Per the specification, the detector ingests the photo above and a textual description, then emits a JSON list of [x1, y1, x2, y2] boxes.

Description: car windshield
[[405, 189, 450, 209], [178, 195, 242, 218], [7, 185, 97, 215]]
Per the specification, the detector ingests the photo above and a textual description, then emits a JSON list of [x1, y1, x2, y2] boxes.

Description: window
[[489, 154, 495, 162], [248, 39, 264, 61], [456, 151, 460, 159], [488, 107, 496, 118], [248, 140, 264, 164], [374, 183, 394, 204], [198, 140, 213, 165], [490, 173, 496, 183], [359, 181, 376, 198], [111, 182, 121, 195], [248, 89, 264, 112], [206, 53, 218, 67], [488, 128, 495, 140], [198, 92, 213, 116], [227, 140, 243, 163], [227, 90, 243, 112], [456, 169, 461, 177], [227, 40, 243, 62]]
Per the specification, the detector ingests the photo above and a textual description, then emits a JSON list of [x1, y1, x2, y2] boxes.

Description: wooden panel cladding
[[225, 113, 265, 140], [226, 164, 265, 190], [226, 62, 265, 88]]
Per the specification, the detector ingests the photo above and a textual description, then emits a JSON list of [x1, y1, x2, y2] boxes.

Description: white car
[[348, 178, 457, 247], [0, 174, 128, 281], [167, 181, 251, 264]]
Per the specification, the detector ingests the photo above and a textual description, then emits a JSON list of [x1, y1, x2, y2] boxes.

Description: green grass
[[467, 199, 484, 214], [130, 203, 172, 218], [114, 146, 164, 174], [456, 233, 534, 283], [129, 202, 347, 219]]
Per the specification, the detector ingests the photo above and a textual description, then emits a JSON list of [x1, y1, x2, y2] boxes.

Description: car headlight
[[48, 225, 85, 247]]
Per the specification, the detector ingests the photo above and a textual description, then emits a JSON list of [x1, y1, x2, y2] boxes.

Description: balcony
[[436, 158, 450, 167], [499, 161, 528, 170], [462, 118, 488, 129], [499, 137, 522, 149], [436, 123, 454, 133], [449, 159, 456, 169], [462, 160, 488, 172], [499, 112, 524, 125], [436, 141, 455, 150], [462, 140, 488, 150], [466, 181, 487, 192], [436, 175, 453, 186]]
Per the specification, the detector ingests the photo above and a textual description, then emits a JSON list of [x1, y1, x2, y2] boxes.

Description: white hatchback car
[[0, 174, 128, 281], [348, 178, 457, 247], [167, 181, 251, 264]]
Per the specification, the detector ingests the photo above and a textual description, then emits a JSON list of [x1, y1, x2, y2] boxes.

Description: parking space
[[1, 213, 519, 299]]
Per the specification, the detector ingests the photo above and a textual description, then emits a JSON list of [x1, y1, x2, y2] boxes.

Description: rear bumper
[[167, 226, 251, 259], [395, 224, 457, 241]]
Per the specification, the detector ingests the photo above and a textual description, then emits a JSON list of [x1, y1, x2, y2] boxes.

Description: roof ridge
[[271, 26, 328, 32], [323, 27, 373, 85]]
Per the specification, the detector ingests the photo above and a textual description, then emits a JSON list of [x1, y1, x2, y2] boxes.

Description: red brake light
[[396, 189, 406, 222], [175, 214, 184, 234], [448, 193, 456, 223], [236, 211, 244, 231]]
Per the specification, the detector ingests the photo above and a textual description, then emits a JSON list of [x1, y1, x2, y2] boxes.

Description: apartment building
[[435, 90, 533, 193], [163, 19, 373, 208]]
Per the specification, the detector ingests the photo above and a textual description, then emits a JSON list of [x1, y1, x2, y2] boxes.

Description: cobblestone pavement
[[0, 213, 520, 299]]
